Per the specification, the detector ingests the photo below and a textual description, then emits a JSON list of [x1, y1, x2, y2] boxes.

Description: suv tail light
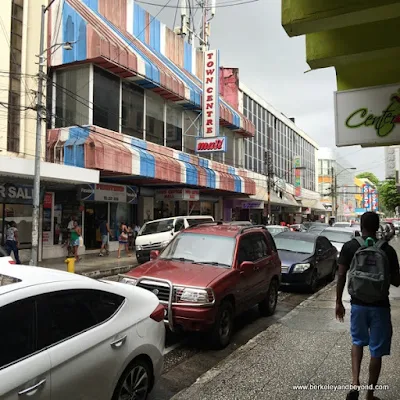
[[150, 303, 165, 322]]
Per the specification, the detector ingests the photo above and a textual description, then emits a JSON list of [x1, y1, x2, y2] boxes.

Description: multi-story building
[[318, 148, 357, 221], [0, 0, 99, 262], [0, 0, 323, 260]]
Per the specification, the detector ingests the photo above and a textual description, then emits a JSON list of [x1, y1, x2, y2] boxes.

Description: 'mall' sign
[[196, 136, 227, 153]]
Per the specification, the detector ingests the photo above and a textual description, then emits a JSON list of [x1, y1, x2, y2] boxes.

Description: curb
[[78, 263, 137, 279], [170, 282, 337, 399]]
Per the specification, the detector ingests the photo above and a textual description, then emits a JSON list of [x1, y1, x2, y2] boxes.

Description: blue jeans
[[5, 240, 21, 264], [350, 304, 392, 358]]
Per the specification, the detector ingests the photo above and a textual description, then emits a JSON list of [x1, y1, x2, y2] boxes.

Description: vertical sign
[[202, 49, 220, 138], [42, 192, 54, 246], [362, 184, 370, 209], [371, 189, 378, 211], [294, 156, 301, 197]]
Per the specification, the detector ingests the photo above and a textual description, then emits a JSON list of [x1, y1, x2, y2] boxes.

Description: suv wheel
[[309, 269, 318, 293], [259, 278, 278, 317], [210, 301, 234, 349]]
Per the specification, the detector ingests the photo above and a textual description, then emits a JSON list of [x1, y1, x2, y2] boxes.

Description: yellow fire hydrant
[[65, 257, 75, 273]]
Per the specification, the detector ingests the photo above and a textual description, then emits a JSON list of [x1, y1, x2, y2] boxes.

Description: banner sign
[[241, 201, 264, 209], [0, 183, 45, 204], [362, 184, 371, 209], [293, 156, 301, 197], [202, 49, 220, 138], [335, 84, 400, 147], [79, 183, 138, 204], [371, 189, 378, 211], [155, 188, 200, 201], [195, 136, 227, 153]]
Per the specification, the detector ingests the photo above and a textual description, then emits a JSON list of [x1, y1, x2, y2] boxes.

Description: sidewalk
[[37, 251, 138, 279], [172, 284, 400, 400]]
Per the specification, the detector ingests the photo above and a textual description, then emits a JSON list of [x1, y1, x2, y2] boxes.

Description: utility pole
[[31, 4, 46, 266], [266, 127, 273, 225]]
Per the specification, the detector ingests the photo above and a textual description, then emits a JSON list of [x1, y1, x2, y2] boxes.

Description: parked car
[[289, 224, 307, 232], [266, 225, 290, 236], [319, 227, 359, 257], [303, 222, 329, 231], [119, 223, 281, 349], [0, 264, 165, 400], [135, 215, 214, 264], [307, 223, 330, 234], [393, 220, 400, 234], [274, 231, 338, 292]]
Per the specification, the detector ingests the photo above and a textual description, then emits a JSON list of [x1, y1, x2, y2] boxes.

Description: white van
[[135, 215, 214, 264]]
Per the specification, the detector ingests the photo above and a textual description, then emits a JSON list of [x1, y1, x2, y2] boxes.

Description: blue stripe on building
[[130, 138, 155, 178], [64, 126, 90, 168], [177, 153, 198, 185]]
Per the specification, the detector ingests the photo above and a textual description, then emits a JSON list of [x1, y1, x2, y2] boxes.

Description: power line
[[136, 0, 259, 8]]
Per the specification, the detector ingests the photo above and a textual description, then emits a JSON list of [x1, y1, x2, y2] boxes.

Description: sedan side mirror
[[150, 250, 160, 260]]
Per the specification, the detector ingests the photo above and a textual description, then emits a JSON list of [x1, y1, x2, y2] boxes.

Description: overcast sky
[[140, 0, 385, 179]]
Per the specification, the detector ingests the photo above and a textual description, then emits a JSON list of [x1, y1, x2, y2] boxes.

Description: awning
[[301, 199, 326, 212], [249, 186, 300, 207], [59, 0, 255, 137], [0, 156, 99, 185], [47, 126, 256, 195]]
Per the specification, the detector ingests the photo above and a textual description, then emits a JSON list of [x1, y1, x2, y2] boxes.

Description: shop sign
[[242, 201, 264, 209], [0, 183, 41, 204], [335, 84, 400, 147], [271, 205, 282, 212], [79, 183, 138, 204], [293, 156, 301, 197], [195, 136, 227, 153], [155, 188, 200, 201], [202, 49, 220, 138]]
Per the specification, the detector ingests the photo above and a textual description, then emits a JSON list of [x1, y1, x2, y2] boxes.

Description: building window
[[146, 91, 164, 146], [7, 0, 24, 152], [166, 103, 182, 150], [55, 66, 90, 128], [93, 67, 120, 132], [121, 82, 144, 139]]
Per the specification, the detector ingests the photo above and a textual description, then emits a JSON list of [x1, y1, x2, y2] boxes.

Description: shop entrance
[[84, 203, 108, 250]]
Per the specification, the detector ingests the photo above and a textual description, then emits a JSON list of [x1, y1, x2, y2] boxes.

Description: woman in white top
[[5, 221, 21, 264]]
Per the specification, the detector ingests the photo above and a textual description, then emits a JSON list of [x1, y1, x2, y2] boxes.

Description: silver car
[[0, 264, 165, 400], [319, 227, 359, 257]]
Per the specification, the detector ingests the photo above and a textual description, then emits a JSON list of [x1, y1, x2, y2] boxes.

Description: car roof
[[266, 225, 286, 228], [143, 215, 213, 224], [321, 227, 355, 233], [182, 223, 269, 238], [275, 231, 317, 241], [0, 263, 91, 296]]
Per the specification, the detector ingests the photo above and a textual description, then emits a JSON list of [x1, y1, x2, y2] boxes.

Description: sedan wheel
[[114, 360, 151, 400], [309, 269, 318, 293]]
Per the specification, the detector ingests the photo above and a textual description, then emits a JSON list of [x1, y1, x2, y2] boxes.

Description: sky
[[139, 0, 385, 179]]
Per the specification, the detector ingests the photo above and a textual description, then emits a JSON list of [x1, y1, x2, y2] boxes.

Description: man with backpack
[[336, 211, 400, 400]]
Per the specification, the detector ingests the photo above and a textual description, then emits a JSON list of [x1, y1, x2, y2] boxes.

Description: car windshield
[[160, 232, 235, 267], [275, 237, 315, 254], [138, 219, 174, 236], [321, 231, 353, 243], [266, 227, 284, 236]]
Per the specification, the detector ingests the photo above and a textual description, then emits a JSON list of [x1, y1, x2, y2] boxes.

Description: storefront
[[154, 188, 218, 219], [78, 183, 138, 251]]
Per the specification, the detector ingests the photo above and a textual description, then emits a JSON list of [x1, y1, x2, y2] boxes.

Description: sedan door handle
[[110, 335, 127, 349], [18, 379, 46, 396]]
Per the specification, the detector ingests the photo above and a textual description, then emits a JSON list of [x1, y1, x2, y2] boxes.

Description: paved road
[[109, 236, 400, 399]]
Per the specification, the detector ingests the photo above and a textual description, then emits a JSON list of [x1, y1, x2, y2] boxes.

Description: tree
[[356, 172, 380, 186], [378, 179, 400, 213]]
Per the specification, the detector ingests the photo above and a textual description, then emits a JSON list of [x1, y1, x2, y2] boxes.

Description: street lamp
[[330, 167, 356, 219], [31, 1, 74, 265]]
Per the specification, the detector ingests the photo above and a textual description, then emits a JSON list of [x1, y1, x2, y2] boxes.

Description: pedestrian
[[98, 216, 110, 256], [336, 211, 400, 400], [70, 220, 82, 262], [5, 221, 21, 264], [117, 222, 131, 259]]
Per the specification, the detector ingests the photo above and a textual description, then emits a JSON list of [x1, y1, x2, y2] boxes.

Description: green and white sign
[[335, 83, 400, 147]]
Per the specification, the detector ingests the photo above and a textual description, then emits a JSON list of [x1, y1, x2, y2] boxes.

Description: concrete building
[[0, 0, 99, 262]]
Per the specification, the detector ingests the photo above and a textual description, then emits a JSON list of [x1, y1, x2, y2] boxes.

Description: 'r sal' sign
[[202, 50, 220, 138]]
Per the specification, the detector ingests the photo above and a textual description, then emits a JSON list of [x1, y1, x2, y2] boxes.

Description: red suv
[[119, 222, 281, 348]]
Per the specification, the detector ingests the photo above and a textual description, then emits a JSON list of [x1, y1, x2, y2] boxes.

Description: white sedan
[[0, 263, 165, 400]]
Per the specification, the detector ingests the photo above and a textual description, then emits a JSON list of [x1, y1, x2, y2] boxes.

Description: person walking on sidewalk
[[336, 211, 400, 400], [70, 221, 82, 263], [98, 216, 110, 257], [5, 221, 21, 264], [117, 222, 131, 259]]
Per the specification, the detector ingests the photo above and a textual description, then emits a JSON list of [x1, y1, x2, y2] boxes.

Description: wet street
[[139, 235, 400, 399]]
